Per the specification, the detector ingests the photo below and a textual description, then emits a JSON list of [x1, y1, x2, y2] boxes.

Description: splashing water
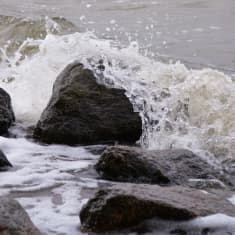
[[0, 23, 234, 160]]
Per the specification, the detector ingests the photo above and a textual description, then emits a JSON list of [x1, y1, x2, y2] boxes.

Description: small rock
[[0, 150, 12, 169], [95, 146, 233, 188], [170, 229, 187, 235], [80, 183, 235, 233], [0, 196, 42, 235], [84, 145, 107, 155], [0, 88, 15, 135]]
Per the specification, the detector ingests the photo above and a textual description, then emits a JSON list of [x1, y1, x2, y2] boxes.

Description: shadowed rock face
[[95, 146, 233, 188], [0, 150, 12, 170], [80, 183, 235, 233], [0, 88, 15, 135], [34, 62, 142, 145], [0, 197, 42, 235]]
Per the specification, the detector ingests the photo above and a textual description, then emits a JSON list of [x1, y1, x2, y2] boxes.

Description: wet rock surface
[[0, 149, 12, 170], [0, 88, 15, 135], [84, 145, 107, 155], [0, 197, 42, 235], [79, 183, 235, 233], [95, 146, 233, 188], [34, 62, 142, 145]]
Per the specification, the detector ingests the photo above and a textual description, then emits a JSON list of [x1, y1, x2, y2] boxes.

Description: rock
[[95, 146, 232, 188], [170, 229, 187, 235], [34, 62, 142, 145], [79, 183, 235, 233], [0, 150, 12, 169], [84, 145, 107, 155], [0, 88, 15, 135], [0, 197, 42, 235]]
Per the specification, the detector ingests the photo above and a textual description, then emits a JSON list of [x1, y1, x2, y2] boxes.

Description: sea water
[[0, 1, 235, 234]]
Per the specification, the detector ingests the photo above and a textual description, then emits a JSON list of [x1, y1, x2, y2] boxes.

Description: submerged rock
[[0, 88, 15, 135], [84, 145, 107, 155], [0, 197, 42, 235], [79, 183, 235, 233], [0, 150, 12, 169], [34, 62, 142, 145], [95, 146, 232, 188], [170, 229, 187, 235]]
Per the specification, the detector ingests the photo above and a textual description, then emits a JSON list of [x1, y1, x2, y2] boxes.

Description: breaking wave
[[0, 15, 234, 161]]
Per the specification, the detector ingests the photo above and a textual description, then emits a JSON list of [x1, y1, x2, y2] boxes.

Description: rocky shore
[[1, 62, 235, 234]]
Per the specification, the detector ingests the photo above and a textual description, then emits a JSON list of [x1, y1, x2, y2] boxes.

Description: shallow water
[[0, 1, 235, 234]]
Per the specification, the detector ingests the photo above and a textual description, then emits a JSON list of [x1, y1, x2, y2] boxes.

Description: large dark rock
[[80, 183, 235, 233], [34, 62, 142, 145], [95, 146, 232, 188], [0, 197, 42, 235], [0, 88, 15, 135], [0, 150, 12, 170]]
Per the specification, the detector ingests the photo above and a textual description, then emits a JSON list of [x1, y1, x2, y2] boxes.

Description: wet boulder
[[0, 150, 12, 170], [0, 88, 15, 135], [34, 62, 142, 145], [80, 183, 235, 233], [0, 197, 42, 235], [95, 146, 232, 188]]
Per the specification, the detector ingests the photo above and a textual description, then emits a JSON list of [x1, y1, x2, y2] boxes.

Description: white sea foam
[[0, 135, 97, 234], [136, 214, 235, 235], [0, 136, 97, 194]]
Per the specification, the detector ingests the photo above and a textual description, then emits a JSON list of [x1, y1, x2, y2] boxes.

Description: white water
[[0, 134, 98, 234], [0, 17, 235, 235], [1, 30, 235, 160]]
